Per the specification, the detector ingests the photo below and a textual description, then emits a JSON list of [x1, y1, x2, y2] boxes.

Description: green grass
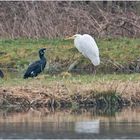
[[0, 73, 140, 87], [99, 38, 140, 64], [0, 38, 73, 70], [0, 37, 140, 81], [0, 37, 140, 68]]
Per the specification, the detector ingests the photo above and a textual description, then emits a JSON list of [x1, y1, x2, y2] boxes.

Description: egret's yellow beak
[[65, 36, 74, 40]]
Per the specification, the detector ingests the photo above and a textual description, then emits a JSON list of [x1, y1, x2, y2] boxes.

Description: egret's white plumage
[[72, 34, 100, 66]]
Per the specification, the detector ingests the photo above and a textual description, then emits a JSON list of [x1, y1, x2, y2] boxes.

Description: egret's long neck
[[75, 34, 82, 37], [75, 35, 82, 42], [74, 35, 82, 49]]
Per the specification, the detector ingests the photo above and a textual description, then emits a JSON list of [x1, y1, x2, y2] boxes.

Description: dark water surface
[[0, 107, 140, 139]]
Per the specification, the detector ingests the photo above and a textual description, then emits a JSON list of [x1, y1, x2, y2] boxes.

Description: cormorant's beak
[[43, 48, 46, 51], [65, 36, 74, 40]]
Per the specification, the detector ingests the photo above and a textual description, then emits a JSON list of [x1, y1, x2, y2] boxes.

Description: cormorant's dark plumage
[[24, 48, 47, 79], [0, 69, 4, 78]]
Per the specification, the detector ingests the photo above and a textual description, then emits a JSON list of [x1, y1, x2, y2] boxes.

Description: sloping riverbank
[[0, 75, 140, 109], [0, 38, 140, 109]]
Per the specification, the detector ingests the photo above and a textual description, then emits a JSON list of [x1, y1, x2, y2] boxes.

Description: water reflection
[[75, 120, 100, 134], [0, 107, 140, 139]]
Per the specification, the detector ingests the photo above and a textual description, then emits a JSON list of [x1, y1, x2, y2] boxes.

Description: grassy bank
[[0, 38, 140, 74], [0, 38, 140, 109]]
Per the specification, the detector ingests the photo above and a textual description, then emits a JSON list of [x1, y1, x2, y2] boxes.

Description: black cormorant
[[0, 69, 4, 78], [24, 48, 47, 79]]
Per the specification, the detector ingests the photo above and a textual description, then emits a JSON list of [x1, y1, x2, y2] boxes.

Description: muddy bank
[[48, 57, 140, 74], [0, 81, 140, 109], [1, 57, 140, 76]]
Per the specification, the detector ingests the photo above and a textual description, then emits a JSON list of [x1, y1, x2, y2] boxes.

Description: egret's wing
[[78, 34, 100, 66]]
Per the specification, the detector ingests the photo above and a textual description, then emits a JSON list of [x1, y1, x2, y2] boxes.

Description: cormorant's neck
[[39, 54, 46, 60]]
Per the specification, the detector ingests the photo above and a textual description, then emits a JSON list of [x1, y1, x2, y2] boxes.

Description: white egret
[[66, 34, 100, 66]]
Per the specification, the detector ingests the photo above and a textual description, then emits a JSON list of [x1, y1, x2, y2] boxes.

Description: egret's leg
[[68, 60, 79, 72], [93, 67, 96, 75], [68, 56, 85, 72], [93, 66, 99, 75]]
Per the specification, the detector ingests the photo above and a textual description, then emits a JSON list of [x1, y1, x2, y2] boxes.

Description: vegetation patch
[[0, 38, 140, 75], [0, 77, 140, 109], [0, 38, 140, 109]]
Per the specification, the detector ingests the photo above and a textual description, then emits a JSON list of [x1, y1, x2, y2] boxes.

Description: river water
[[0, 107, 140, 139]]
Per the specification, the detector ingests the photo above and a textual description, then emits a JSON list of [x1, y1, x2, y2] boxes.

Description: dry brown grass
[[0, 79, 140, 108], [1, 1, 140, 39]]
